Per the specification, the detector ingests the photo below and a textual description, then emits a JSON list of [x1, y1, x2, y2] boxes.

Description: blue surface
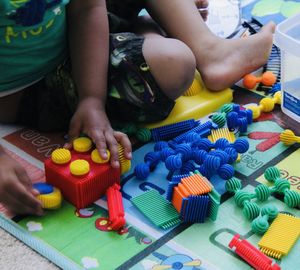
[[33, 183, 54, 194]]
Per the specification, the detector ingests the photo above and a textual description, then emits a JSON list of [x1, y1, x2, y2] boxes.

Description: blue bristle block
[[151, 119, 199, 141], [172, 121, 216, 143]]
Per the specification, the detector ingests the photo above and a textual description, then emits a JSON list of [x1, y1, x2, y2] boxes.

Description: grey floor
[[0, 228, 59, 270]]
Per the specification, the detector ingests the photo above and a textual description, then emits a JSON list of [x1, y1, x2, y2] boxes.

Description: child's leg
[[131, 17, 196, 100], [142, 33, 196, 100], [145, 0, 275, 91], [107, 31, 195, 123]]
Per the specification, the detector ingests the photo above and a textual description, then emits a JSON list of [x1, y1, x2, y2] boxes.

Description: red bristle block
[[106, 183, 126, 230], [229, 234, 281, 270], [45, 150, 120, 209]]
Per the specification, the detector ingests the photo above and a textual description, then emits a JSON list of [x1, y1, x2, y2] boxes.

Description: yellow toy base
[[143, 72, 233, 129]]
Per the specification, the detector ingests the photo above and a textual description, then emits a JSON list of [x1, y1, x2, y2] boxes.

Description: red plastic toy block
[[229, 234, 281, 270], [106, 183, 126, 230], [45, 150, 120, 209]]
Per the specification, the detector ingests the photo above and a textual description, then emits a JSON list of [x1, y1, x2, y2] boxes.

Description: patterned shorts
[[17, 2, 175, 131]]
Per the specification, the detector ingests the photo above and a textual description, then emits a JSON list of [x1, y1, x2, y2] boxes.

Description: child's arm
[[0, 145, 43, 215], [67, 0, 132, 169]]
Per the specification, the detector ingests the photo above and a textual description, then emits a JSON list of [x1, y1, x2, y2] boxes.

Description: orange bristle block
[[172, 187, 186, 213], [181, 174, 212, 195]]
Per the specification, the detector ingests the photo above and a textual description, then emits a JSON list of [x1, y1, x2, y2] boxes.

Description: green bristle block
[[131, 190, 181, 229], [208, 188, 221, 221]]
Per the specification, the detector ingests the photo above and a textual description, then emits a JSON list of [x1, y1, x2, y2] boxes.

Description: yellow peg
[[280, 129, 300, 145], [248, 92, 282, 120]]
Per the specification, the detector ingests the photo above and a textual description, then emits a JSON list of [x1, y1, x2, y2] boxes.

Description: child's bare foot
[[195, 0, 209, 21], [197, 22, 276, 90]]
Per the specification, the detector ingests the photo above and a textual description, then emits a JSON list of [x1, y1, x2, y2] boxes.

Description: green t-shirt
[[0, 0, 70, 92]]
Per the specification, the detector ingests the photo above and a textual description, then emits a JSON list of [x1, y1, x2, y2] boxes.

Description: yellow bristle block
[[118, 144, 131, 175], [258, 213, 300, 259], [209, 127, 236, 143], [37, 188, 62, 210], [183, 75, 202, 96]]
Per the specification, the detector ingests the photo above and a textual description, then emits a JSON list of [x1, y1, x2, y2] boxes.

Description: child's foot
[[195, 0, 209, 21], [198, 22, 276, 90]]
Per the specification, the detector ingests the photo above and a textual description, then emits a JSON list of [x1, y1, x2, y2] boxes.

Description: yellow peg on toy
[[247, 92, 281, 120], [280, 129, 300, 145], [183, 74, 202, 96]]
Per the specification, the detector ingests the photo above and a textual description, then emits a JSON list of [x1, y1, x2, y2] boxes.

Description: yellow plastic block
[[91, 149, 110, 164], [208, 127, 236, 143], [70, 159, 90, 176], [144, 72, 233, 129], [73, 137, 92, 153], [118, 144, 131, 175], [37, 188, 62, 210], [51, 148, 71, 165], [258, 213, 300, 259]]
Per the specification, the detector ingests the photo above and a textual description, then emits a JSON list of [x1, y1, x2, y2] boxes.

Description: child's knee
[[143, 37, 196, 100]]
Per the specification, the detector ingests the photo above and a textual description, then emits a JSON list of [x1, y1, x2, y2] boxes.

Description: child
[[0, 0, 275, 216]]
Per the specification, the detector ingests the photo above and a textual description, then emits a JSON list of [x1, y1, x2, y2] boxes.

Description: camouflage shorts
[[17, 6, 175, 131]]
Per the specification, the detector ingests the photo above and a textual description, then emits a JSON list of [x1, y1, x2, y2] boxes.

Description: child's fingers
[[5, 192, 42, 216], [89, 128, 108, 160], [14, 166, 42, 211], [14, 164, 32, 189], [31, 188, 40, 196], [104, 131, 120, 169], [5, 181, 43, 215], [65, 119, 81, 148], [14, 181, 42, 210], [114, 131, 132, 160]]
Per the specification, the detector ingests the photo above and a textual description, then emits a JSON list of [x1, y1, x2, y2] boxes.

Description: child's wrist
[[0, 145, 5, 155], [78, 96, 106, 109]]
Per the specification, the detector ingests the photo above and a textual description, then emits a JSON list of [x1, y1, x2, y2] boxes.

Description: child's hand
[[66, 97, 132, 169], [0, 151, 43, 215]]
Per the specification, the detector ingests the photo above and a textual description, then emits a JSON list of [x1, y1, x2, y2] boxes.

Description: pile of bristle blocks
[[166, 173, 220, 223]]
